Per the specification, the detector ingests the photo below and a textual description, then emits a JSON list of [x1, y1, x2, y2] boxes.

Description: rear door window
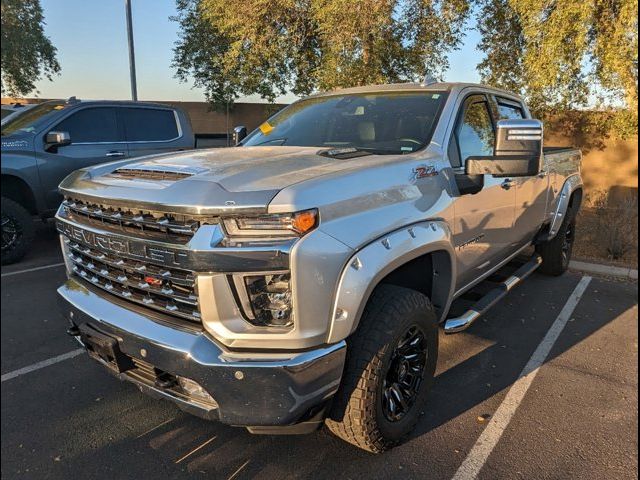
[[121, 108, 179, 142], [54, 107, 120, 143]]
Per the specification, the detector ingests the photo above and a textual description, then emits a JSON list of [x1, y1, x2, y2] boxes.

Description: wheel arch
[[1, 174, 38, 215], [547, 174, 583, 240], [326, 221, 456, 344]]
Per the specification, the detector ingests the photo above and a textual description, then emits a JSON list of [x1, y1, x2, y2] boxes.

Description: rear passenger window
[[497, 101, 525, 120], [121, 108, 179, 142], [55, 107, 120, 143]]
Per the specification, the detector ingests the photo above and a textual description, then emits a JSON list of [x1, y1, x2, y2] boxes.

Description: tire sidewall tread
[[325, 284, 438, 453]]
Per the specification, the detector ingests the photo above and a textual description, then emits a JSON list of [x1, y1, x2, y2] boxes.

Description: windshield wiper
[[254, 137, 288, 146]]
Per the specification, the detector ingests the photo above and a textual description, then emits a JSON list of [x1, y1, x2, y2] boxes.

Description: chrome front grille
[[64, 239, 201, 323], [61, 198, 205, 244]]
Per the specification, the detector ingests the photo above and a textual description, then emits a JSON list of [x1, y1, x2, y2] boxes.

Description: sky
[[33, 0, 482, 104]]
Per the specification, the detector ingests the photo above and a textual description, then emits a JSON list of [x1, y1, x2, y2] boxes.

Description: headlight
[[243, 273, 293, 327], [222, 209, 318, 238]]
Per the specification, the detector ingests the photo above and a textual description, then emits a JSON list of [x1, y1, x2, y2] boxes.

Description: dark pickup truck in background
[[1, 98, 196, 264]]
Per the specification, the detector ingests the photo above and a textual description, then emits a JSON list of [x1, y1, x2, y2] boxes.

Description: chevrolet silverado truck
[[56, 82, 582, 453], [1, 98, 195, 264]]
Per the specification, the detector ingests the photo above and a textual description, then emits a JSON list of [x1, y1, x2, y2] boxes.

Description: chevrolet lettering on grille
[[56, 221, 188, 267]]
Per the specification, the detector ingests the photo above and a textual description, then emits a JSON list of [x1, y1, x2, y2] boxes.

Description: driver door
[[449, 94, 517, 291], [36, 106, 128, 211]]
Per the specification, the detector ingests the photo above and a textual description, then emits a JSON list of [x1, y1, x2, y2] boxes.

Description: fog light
[[177, 377, 218, 407], [244, 273, 293, 327]]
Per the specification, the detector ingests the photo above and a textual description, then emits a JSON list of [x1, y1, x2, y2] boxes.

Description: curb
[[569, 260, 638, 280]]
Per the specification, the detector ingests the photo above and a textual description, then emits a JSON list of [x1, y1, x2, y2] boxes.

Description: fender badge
[[412, 165, 438, 180]]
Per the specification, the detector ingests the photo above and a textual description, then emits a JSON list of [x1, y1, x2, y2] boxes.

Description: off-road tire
[[536, 212, 577, 276], [325, 284, 438, 453], [1, 197, 35, 265]]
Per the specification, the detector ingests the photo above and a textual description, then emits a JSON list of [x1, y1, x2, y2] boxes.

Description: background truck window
[[121, 108, 179, 142], [55, 107, 120, 143]]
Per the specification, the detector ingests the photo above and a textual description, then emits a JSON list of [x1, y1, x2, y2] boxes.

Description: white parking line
[[451, 275, 592, 480], [1, 262, 65, 278], [1, 349, 84, 382]]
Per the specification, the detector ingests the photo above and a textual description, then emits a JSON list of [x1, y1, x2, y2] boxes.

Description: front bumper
[[58, 278, 346, 429]]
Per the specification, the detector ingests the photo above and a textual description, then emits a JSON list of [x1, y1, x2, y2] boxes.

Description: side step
[[444, 254, 543, 334]]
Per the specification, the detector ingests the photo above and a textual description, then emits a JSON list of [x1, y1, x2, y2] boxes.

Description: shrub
[[584, 190, 638, 260]]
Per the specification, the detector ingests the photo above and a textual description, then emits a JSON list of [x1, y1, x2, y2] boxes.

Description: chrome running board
[[444, 254, 543, 334]]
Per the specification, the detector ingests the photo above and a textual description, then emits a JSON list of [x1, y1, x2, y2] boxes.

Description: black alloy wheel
[[381, 325, 428, 422]]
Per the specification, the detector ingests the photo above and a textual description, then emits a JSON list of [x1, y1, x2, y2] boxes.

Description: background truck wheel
[[1, 197, 35, 265], [536, 213, 576, 276], [325, 284, 438, 453]]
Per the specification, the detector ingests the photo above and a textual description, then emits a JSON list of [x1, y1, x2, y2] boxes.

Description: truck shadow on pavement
[[71, 273, 636, 479], [4, 270, 631, 480]]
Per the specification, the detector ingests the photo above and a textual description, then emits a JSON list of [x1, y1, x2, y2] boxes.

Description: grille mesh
[[65, 239, 201, 323], [62, 198, 204, 244]]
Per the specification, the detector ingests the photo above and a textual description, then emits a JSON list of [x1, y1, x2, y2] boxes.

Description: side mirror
[[465, 119, 543, 177], [232, 125, 247, 146], [45, 131, 71, 148]]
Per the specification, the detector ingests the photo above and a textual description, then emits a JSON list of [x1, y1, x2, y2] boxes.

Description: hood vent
[[110, 164, 208, 182]]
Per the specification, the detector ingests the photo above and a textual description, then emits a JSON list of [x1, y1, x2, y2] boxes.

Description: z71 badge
[[412, 165, 438, 180]]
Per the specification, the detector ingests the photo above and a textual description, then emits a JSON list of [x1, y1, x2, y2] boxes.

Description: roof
[[40, 98, 176, 109], [308, 82, 520, 99]]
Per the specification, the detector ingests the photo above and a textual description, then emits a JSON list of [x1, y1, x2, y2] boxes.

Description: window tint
[[121, 108, 179, 141], [55, 107, 120, 143], [455, 98, 495, 164], [497, 101, 525, 120]]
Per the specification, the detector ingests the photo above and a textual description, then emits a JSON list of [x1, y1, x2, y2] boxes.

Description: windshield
[[1, 101, 65, 136], [243, 91, 448, 154]]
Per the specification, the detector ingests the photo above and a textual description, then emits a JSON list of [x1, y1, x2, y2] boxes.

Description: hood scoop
[[109, 163, 209, 182]]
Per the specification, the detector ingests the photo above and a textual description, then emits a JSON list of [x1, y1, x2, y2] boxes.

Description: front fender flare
[[326, 220, 456, 344]]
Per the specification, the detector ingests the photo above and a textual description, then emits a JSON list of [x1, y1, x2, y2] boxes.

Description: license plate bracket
[[79, 324, 134, 373]]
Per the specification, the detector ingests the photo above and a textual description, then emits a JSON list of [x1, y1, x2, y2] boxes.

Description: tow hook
[[66, 325, 80, 337], [154, 371, 178, 389]]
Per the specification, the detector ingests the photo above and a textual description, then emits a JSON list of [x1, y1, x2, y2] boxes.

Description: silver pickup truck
[[56, 82, 582, 453]]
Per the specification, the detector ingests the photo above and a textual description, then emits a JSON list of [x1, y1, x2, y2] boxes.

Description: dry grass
[[573, 190, 638, 269]]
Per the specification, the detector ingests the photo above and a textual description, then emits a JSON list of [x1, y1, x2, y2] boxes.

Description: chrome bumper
[[58, 278, 346, 428]]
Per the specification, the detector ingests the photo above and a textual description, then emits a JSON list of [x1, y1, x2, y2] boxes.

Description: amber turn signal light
[[292, 209, 318, 234]]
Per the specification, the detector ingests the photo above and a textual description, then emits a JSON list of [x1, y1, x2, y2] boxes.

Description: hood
[[59, 146, 402, 215]]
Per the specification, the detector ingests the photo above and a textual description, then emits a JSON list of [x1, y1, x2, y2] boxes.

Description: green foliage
[[1, 0, 60, 97], [476, 0, 638, 138], [172, 0, 469, 109], [173, 0, 637, 138]]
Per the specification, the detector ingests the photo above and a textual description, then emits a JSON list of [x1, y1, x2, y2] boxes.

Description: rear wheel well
[[378, 250, 452, 320], [1, 175, 37, 215], [568, 187, 583, 216]]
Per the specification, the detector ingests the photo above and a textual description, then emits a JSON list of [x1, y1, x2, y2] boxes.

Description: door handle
[[106, 151, 125, 157], [501, 179, 513, 190]]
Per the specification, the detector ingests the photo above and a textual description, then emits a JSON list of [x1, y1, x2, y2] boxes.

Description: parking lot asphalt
[[1, 222, 638, 480]]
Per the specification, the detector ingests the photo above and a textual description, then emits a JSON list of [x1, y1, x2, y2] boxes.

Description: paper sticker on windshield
[[54, 105, 65, 110], [259, 122, 274, 135]]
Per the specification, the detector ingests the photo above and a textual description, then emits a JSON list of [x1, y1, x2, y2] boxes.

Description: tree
[[1, 0, 60, 97], [172, 0, 469, 109], [476, 0, 638, 137]]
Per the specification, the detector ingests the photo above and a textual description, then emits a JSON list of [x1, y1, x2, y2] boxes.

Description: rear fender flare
[[326, 221, 456, 344], [548, 174, 583, 240]]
